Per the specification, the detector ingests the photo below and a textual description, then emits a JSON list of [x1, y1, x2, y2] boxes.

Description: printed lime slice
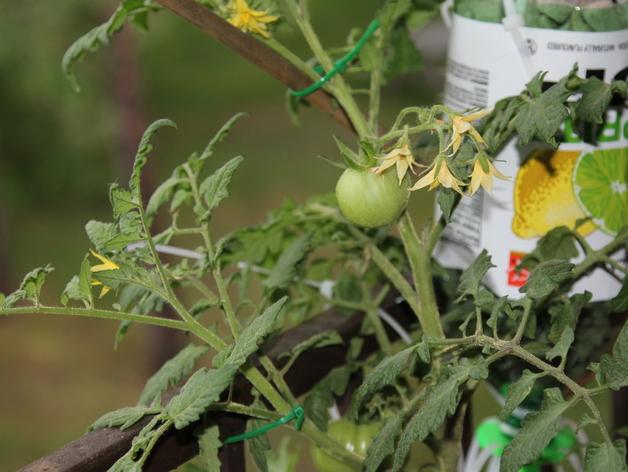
[[573, 147, 628, 236]]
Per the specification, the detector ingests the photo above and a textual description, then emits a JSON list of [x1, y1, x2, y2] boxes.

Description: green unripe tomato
[[335, 167, 410, 228], [311, 420, 380, 472]]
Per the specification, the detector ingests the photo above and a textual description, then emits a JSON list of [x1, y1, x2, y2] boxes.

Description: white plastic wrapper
[[436, 10, 627, 300]]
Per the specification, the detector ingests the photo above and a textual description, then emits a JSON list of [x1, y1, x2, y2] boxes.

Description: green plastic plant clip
[[223, 405, 305, 444], [290, 19, 381, 98]]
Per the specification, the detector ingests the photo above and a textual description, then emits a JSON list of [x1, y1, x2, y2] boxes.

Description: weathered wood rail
[[20, 298, 417, 471]]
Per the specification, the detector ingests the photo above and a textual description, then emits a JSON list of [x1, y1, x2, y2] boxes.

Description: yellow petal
[[463, 109, 491, 122], [90, 249, 120, 273], [411, 165, 437, 191], [372, 158, 397, 175], [489, 161, 509, 180], [98, 285, 111, 298], [468, 127, 486, 146], [469, 160, 484, 195], [396, 159, 409, 185]]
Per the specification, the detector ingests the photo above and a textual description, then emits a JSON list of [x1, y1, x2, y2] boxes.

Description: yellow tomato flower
[[228, 0, 279, 39], [411, 158, 464, 194], [468, 155, 509, 195], [89, 250, 119, 298], [372, 143, 417, 185], [446, 109, 490, 155]]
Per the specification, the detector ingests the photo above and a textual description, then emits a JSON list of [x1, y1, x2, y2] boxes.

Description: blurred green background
[[0, 1, 447, 469], [0, 1, 613, 470]]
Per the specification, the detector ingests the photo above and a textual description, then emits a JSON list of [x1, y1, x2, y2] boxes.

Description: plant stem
[[512, 298, 533, 344], [367, 30, 384, 131], [398, 213, 445, 339], [365, 304, 393, 355], [367, 240, 422, 318], [137, 419, 173, 468], [0, 306, 190, 332], [279, 0, 370, 138], [210, 402, 282, 421], [263, 37, 319, 81], [572, 231, 628, 280], [183, 162, 242, 339]]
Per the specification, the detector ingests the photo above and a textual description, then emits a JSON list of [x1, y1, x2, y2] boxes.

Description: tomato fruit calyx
[[335, 167, 410, 229]]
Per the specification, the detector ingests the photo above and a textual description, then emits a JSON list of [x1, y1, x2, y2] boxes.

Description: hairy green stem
[[279, 0, 370, 138], [398, 213, 445, 339], [512, 298, 533, 344], [183, 162, 241, 339], [137, 418, 173, 467], [365, 304, 393, 355], [0, 306, 190, 332]]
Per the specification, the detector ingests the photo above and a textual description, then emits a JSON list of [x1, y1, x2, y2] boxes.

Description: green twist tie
[[290, 19, 380, 98], [224, 406, 305, 445]]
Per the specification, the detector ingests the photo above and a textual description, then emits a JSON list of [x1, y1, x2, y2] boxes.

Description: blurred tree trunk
[[109, 22, 182, 371]]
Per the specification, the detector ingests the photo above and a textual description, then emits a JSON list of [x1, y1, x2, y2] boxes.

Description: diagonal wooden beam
[[155, 0, 355, 133]]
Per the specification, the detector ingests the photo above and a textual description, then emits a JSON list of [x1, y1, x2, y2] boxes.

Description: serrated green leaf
[[223, 297, 287, 367], [501, 388, 574, 472], [383, 25, 423, 82], [548, 291, 590, 343], [262, 235, 311, 291], [610, 278, 628, 313], [519, 260, 574, 299], [145, 176, 187, 221], [576, 77, 613, 124], [11, 265, 55, 306], [248, 418, 271, 472], [500, 370, 544, 420], [351, 345, 418, 416], [514, 75, 571, 146], [198, 112, 247, 162], [280, 330, 343, 363], [197, 156, 244, 221], [584, 440, 627, 472], [521, 226, 578, 270], [62, 1, 158, 92], [0, 293, 5, 308], [304, 366, 351, 430], [61, 255, 93, 307], [62, 7, 128, 92], [457, 250, 494, 301], [165, 363, 238, 429], [89, 405, 157, 431], [93, 263, 163, 296], [546, 326, 574, 362], [85, 220, 117, 249], [130, 119, 177, 199], [393, 362, 480, 471], [600, 321, 628, 390], [110, 184, 139, 217], [437, 187, 459, 223], [365, 415, 403, 472], [139, 344, 209, 406], [109, 454, 141, 472], [198, 425, 222, 472]]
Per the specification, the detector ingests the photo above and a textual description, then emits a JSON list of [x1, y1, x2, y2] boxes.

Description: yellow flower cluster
[[228, 0, 278, 39], [89, 250, 119, 298], [372, 110, 508, 196]]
